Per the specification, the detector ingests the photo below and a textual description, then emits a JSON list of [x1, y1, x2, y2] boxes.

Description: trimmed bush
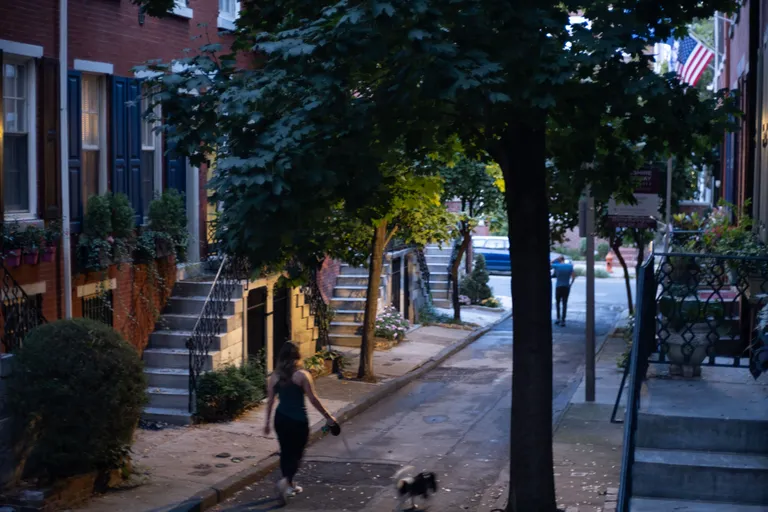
[[9, 319, 147, 480], [597, 242, 611, 260], [460, 254, 493, 304], [195, 357, 266, 422]]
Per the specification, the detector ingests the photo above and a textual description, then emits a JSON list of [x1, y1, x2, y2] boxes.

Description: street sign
[[606, 167, 661, 228]]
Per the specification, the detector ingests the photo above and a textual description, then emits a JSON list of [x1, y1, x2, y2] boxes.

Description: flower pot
[[661, 323, 711, 377], [4, 249, 21, 267], [23, 250, 39, 265], [41, 246, 56, 262]]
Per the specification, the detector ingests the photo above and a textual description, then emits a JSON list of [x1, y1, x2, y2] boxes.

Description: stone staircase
[[424, 244, 453, 308], [328, 263, 387, 348], [142, 277, 245, 425], [629, 408, 768, 510]]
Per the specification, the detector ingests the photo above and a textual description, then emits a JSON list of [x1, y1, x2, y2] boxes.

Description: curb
[[169, 311, 513, 512]]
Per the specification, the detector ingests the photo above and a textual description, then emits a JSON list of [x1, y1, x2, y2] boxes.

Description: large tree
[[137, 0, 739, 509]]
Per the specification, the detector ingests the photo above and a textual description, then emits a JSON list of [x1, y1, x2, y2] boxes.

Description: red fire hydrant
[[605, 252, 614, 274]]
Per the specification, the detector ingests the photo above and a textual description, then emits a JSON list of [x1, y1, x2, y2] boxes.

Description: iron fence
[[0, 263, 46, 353], [82, 290, 114, 327]]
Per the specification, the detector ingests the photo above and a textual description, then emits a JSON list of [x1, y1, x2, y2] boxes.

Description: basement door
[[247, 287, 267, 361], [391, 257, 402, 313], [272, 285, 291, 368]]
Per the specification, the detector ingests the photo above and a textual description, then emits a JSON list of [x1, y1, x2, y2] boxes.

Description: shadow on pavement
[[219, 497, 284, 511]]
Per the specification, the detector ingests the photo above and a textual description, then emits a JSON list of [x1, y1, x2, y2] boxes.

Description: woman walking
[[264, 341, 337, 504]]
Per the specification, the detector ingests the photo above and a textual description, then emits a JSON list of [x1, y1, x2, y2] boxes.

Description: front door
[[247, 287, 267, 360], [272, 285, 291, 367], [165, 151, 187, 210]]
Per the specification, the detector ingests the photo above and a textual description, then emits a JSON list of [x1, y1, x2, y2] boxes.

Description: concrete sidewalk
[[80, 310, 509, 512]]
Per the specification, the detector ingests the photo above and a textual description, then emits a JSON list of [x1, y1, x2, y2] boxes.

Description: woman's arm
[[298, 370, 337, 424], [263, 373, 277, 435]]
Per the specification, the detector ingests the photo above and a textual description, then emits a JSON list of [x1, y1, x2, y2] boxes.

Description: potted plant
[[148, 190, 188, 261], [134, 230, 158, 264], [20, 226, 45, 265], [42, 220, 61, 262], [3, 222, 23, 267], [373, 305, 410, 349], [658, 294, 725, 377]]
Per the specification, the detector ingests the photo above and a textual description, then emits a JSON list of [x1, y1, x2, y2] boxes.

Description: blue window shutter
[[111, 76, 128, 197], [165, 150, 187, 205], [127, 79, 142, 223], [67, 71, 83, 233]]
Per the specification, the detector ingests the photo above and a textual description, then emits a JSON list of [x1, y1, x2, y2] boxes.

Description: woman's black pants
[[274, 411, 309, 483]]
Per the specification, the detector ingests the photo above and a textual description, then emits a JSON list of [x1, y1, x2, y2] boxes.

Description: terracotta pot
[[4, 249, 21, 267], [41, 246, 57, 262], [23, 250, 39, 265]]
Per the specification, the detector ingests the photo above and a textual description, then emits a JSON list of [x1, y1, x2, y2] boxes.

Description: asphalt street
[[211, 277, 627, 512]]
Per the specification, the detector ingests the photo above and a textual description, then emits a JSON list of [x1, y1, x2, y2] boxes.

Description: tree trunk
[[496, 117, 557, 512], [358, 220, 387, 381], [451, 225, 471, 322], [611, 236, 634, 315]]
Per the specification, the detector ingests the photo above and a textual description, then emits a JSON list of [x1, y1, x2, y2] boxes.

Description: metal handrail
[[0, 260, 47, 353], [616, 254, 655, 511]]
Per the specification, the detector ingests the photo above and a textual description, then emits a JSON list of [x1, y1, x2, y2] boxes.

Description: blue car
[[472, 236, 571, 273]]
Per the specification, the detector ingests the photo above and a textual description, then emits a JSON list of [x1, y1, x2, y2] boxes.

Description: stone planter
[[662, 323, 711, 377], [374, 336, 400, 351], [23, 250, 39, 266]]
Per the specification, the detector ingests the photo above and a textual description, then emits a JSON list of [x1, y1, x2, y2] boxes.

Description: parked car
[[472, 236, 572, 273]]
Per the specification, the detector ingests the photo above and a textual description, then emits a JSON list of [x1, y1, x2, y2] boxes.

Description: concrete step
[[333, 310, 366, 323], [142, 406, 193, 426], [637, 413, 768, 455], [330, 321, 363, 335], [427, 264, 450, 273], [339, 264, 389, 276], [430, 281, 450, 291], [334, 286, 369, 298], [147, 387, 190, 410], [174, 280, 243, 299], [432, 299, 451, 308], [632, 448, 768, 505], [156, 312, 241, 332], [431, 289, 449, 299], [144, 367, 189, 388], [144, 347, 218, 370], [166, 296, 242, 316], [430, 271, 450, 279], [629, 497, 768, 511], [329, 333, 362, 347], [336, 276, 370, 287], [330, 298, 367, 311]]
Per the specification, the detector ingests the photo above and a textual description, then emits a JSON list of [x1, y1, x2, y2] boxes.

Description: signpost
[[606, 167, 662, 229]]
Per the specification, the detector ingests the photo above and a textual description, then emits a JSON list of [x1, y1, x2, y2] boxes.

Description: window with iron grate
[[82, 290, 114, 327]]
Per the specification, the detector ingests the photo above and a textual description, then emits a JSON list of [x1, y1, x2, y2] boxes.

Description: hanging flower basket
[[23, 249, 40, 266], [41, 245, 57, 263], [4, 249, 21, 268]]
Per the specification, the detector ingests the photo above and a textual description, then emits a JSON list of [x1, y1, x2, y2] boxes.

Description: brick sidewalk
[[79, 312, 507, 512], [553, 333, 627, 512]]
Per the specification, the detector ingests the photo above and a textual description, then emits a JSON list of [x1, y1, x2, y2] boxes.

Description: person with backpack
[[551, 255, 576, 327]]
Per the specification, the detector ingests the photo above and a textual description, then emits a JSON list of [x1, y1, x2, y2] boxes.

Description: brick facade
[[317, 258, 341, 304]]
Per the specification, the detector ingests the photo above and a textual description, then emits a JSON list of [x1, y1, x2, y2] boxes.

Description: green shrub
[[83, 195, 113, 239], [111, 193, 136, 239], [480, 297, 502, 308], [597, 242, 611, 260], [9, 319, 147, 480], [418, 303, 454, 324], [196, 358, 266, 422], [573, 267, 586, 277], [148, 190, 189, 261], [579, 238, 587, 256], [460, 254, 493, 304], [595, 269, 610, 278]]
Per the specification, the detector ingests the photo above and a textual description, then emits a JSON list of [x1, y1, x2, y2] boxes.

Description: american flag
[[674, 36, 714, 86]]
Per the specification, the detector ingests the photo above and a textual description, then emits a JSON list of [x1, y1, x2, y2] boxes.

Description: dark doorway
[[391, 257, 402, 313], [247, 287, 267, 360], [272, 285, 291, 368], [403, 259, 410, 321]]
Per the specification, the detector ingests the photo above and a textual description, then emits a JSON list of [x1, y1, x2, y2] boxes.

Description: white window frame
[[3, 54, 37, 220], [80, 73, 109, 195], [217, 0, 240, 30], [141, 88, 163, 222], [171, 0, 193, 19]]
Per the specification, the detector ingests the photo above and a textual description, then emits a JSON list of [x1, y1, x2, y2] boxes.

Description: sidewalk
[[79, 309, 509, 512], [553, 330, 628, 512]]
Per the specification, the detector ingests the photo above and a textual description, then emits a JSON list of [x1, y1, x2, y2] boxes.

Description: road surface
[[211, 279, 625, 512]]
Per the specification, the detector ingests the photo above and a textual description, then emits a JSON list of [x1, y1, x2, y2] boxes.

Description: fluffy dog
[[392, 466, 438, 511]]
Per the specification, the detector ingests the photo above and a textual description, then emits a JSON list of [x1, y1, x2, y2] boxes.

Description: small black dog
[[393, 466, 438, 511]]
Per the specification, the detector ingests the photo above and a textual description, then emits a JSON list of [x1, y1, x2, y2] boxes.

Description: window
[[3, 59, 35, 215], [81, 74, 103, 202], [218, 0, 239, 29], [141, 88, 161, 219]]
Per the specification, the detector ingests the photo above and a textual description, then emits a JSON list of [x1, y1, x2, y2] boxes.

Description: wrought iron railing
[[0, 262, 47, 353], [302, 267, 331, 352], [616, 255, 656, 512], [186, 255, 248, 413], [415, 248, 431, 300], [446, 238, 462, 300]]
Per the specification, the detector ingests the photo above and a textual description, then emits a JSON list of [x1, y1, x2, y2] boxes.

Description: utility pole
[[665, 157, 673, 252], [585, 186, 596, 402]]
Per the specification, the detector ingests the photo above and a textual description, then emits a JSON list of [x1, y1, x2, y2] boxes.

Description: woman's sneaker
[[291, 484, 303, 495], [277, 478, 291, 504]]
